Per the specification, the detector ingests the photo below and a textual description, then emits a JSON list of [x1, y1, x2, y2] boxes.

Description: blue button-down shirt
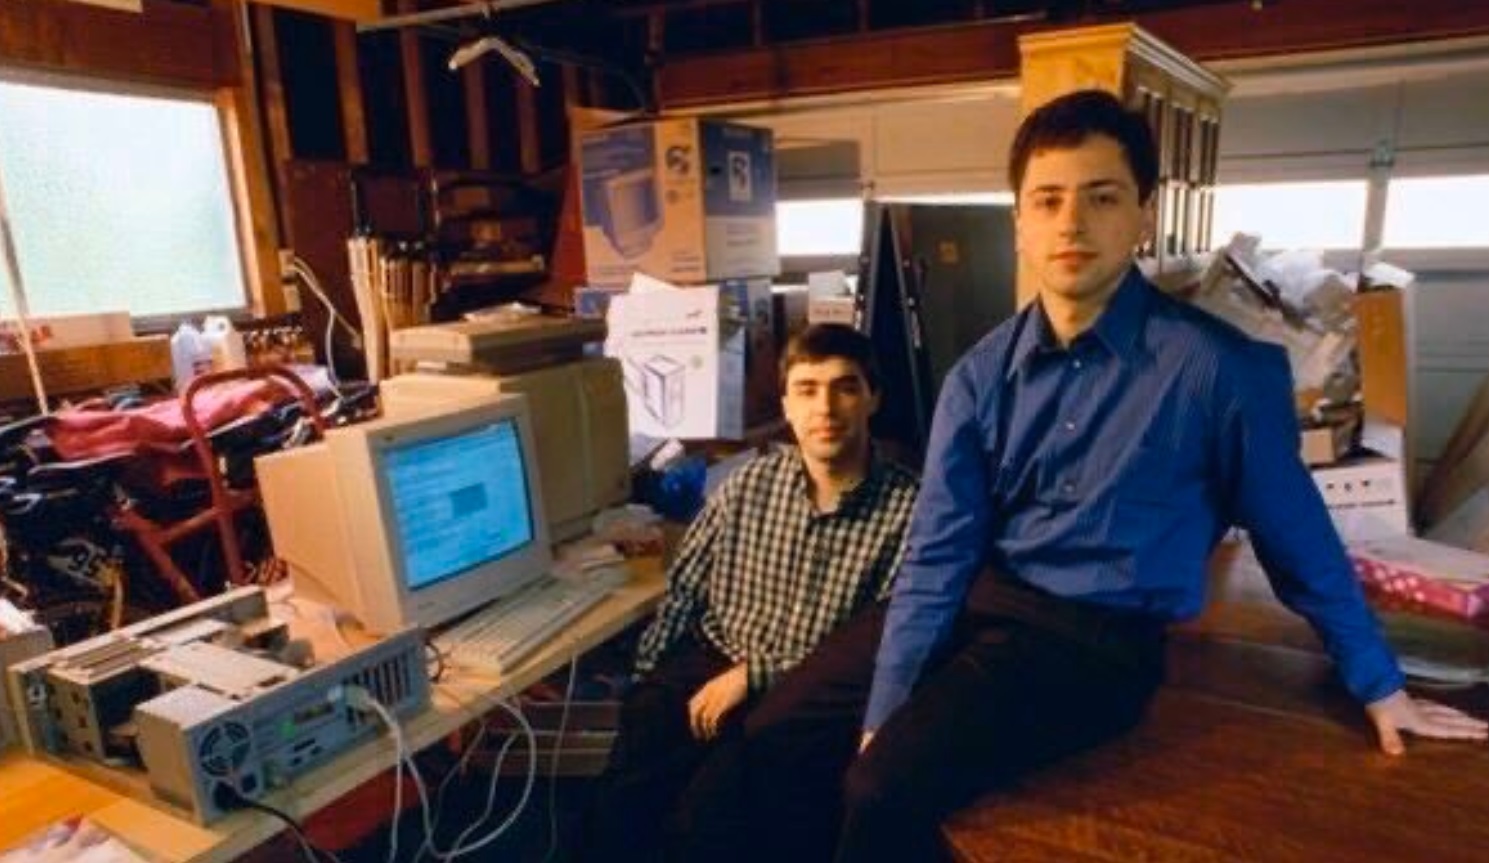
[[864, 268, 1404, 730]]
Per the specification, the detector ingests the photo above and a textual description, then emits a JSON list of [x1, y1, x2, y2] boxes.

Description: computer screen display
[[381, 418, 534, 592]]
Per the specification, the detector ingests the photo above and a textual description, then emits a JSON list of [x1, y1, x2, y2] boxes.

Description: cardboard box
[[1301, 421, 1353, 467], [578, 118, 779, 288], [1312, 455, 1411, 542], [603, 278, 774, 440], [0, 311, 132, 352], [808, 296, 856, 326], [0, 336, 171, 403]]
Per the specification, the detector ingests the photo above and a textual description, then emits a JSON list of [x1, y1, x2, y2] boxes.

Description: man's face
[[782, 357, 879, 468], [1015, 134, 1153, 306]]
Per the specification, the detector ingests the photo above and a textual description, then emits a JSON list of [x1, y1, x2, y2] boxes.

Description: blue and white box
[[579, 118, 779, 288]]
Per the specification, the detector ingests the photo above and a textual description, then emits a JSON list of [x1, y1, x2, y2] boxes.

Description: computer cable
[[424, 637, 449, 683], [434, 727, 521, 860], [411, 718, 493, 863], [286, 255, 359, 399], [424, 698, 538, 861], [215, 784, 346, 863], [344, 684, 421, 863], [542, 654, 581, 863]]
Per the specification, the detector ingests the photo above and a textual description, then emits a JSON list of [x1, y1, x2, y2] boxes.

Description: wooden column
[[332, 20, 369, 164], [465, 64, 492, 170], [396, 0, 432, 167]]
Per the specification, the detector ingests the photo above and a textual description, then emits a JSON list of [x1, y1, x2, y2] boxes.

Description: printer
[[386, 313, 629, 541]]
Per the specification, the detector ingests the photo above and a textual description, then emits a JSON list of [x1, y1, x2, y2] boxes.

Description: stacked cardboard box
[[1175, 237, 1413, 541], [577, 117, 781, 440]]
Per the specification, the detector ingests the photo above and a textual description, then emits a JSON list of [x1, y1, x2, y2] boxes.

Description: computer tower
[[858, 202, 1017, 463]]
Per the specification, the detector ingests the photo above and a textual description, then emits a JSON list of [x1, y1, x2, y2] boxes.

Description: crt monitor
[[254, 394, 554, 634]]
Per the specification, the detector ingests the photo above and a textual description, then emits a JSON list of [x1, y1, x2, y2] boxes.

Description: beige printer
[[386, 313, 629, 541]]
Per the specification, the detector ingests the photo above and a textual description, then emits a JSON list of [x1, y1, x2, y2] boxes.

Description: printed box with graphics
[[579, 118, 779, 287], [1312, 455, 1411, 542], [603, 278, 774, 440]]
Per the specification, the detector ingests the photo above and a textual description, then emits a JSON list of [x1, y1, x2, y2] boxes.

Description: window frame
[[0, 64, 257, 331]]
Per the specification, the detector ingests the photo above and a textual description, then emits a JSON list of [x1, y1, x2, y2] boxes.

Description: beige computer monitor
[[255, 394, 553, 634], [380, 360, 630, 540]]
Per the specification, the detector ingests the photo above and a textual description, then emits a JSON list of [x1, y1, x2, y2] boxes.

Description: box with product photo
[[603, 276, 771, 440], [578, 117, 779, 288]]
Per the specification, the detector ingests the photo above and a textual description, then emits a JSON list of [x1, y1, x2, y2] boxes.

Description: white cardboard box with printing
[[604, 277, 748, 440]]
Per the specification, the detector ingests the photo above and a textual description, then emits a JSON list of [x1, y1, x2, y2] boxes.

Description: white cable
[[542, 655, 580, 863], [440, 727, 521, 858], [287, 256, 357, 398], [424, 698, 538, 861], [345, 686, 418, 863]]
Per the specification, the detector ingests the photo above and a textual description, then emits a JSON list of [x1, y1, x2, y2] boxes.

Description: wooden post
[[333, 20, 369, 164]]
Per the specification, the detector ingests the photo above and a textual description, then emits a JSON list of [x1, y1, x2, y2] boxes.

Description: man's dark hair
[[779, 324, 880, 393], [1008, 89, 1159, 204]]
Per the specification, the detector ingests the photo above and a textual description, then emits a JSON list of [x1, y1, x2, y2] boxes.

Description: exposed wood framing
[[397, 0, 432, 166], [223, 1, 284, 317], [0, 0, 237, 88], [654, 0, 1489, 108], [516, 77, 541, 174], [333, 20, 369, 163], [251, 4, 295, 233], [465, 63, 492, 169]]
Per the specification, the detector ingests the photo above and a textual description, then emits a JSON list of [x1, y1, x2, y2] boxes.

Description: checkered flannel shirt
[[634, 446, 919, 692]]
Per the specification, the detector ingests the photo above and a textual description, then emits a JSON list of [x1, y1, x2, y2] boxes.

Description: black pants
[[684, 572, 1167, 863], [582, 637, 751, 863]]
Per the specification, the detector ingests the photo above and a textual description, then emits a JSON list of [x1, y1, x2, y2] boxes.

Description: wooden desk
[[942, 546, 1489, 863], [0, 559, 665, 862]]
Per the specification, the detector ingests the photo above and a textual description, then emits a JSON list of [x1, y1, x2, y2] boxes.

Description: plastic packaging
[[169, 322, 212, 393], [202, 315, 247, 372]]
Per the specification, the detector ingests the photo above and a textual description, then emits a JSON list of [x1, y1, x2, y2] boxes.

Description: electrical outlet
[[277, 249, 302, 312]]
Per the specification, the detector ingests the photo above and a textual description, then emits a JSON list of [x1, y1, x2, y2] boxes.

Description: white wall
[[711, 42, 1489, 474]]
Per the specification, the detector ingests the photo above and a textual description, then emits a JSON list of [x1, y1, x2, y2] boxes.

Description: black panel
[[421, 37, 471, 169], [858, 203, 1017, 462], [358, 30, 411, 169], [762, 0, 858, 42], [868, 0, 977, 29], [535, 61, 569, 171], [666, 5, 756, 53], [274, 9, 345, 161], [486, 68, 523, 175]]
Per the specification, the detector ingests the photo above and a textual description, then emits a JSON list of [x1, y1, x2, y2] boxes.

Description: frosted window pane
[[778, 199, 864, 256], [0, 80, 246, 319], [1211, 181, 1368, 251], [1383, 175, 1489, 249]]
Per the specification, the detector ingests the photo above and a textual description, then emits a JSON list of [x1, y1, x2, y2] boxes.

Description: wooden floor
[[943, 547, 1489, 863]]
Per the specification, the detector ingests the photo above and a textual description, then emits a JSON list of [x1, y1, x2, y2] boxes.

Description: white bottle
[[170, 322, 212, 393], [202, 315, 247, 372]]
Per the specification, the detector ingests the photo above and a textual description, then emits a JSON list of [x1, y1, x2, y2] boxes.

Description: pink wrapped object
[[1349, 536, 1489, 628]]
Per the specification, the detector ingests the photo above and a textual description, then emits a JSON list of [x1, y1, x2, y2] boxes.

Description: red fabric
[[46, 379, 290, 490]]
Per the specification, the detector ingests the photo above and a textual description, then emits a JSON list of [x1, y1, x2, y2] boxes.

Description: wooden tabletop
[[943, 544, 1489, 863], [0, 559, 665, 863]]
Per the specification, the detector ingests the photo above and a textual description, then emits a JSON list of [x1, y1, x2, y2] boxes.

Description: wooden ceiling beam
[[654, 0, 1489, 108], [253, 0, 381, 22]]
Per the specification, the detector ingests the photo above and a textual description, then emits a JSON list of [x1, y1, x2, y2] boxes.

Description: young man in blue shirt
[[704, 89, 1486, 863]]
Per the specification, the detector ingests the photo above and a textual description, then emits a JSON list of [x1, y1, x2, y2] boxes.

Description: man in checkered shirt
[[582, 324, 918, 863]]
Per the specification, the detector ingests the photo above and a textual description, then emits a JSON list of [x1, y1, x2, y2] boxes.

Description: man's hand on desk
[[689, 663, 749, 741], [1366, 689, 1488, 755]]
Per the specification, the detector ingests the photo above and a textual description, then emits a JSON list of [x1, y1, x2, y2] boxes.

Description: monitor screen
[[381, 418, 535, 592]]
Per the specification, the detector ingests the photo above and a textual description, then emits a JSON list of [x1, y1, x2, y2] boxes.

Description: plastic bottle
[[202, 315, 247, 372], [170, 322, 212, 393]]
